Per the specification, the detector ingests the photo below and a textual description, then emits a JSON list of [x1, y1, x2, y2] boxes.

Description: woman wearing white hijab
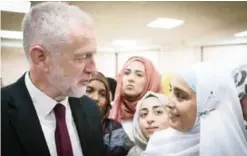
[[128, 91, 169, 156], [144, 62, 247, 156]]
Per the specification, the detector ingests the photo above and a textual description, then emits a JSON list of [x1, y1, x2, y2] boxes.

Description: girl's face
[[139, 96, 169, 139], [86, 80, 107, 113], [122, 61, 146, 98]]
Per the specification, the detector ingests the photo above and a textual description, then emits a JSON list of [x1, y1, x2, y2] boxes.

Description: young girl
[[128, 91, 169, 156]]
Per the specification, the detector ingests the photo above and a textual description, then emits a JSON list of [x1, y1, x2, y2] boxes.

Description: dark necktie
[[54, 104, 73, 156]]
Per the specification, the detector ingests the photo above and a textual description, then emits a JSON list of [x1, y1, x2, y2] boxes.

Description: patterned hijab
[[109, 56, 162, 122], [232, 64, 247, 100]]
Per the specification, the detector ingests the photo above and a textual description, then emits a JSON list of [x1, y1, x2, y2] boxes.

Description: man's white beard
[[68, 85, 87, 98], [47, 68, 87, 98]]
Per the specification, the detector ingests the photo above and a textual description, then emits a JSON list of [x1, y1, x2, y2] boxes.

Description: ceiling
[[1, 1, 247, 50]]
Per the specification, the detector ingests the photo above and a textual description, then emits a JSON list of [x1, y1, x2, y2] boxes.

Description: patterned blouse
[[102, 118, 134, 156]]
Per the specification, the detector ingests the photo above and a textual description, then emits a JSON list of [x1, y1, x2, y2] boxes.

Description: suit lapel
[[9, 74, 50, 156], [69, 97, 90, 156]]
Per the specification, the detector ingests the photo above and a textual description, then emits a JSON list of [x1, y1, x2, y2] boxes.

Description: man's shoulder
[[70, 95, 99, 114], [75, 95, 98, 108], [1, 74, 25, 98], [1, 82, 19, 102], [80, 95, 96, 104], [1, 82, 21, 118]]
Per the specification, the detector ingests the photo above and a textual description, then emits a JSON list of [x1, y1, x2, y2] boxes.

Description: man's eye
[[76, 53, 93, 60], [84, 53, 93, 59]]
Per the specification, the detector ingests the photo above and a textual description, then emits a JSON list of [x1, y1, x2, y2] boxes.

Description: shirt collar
[[25, 72, 68, 117]]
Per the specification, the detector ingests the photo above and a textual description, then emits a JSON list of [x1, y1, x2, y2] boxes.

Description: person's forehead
[[126, 61, 145, 71], [71, 23, 96, 37], [171, 75, 193, 94], [68, 35, 96, 55], [141, 97, 162, 108], [70, 24, 96, 43], [89, 80, 105, 89]]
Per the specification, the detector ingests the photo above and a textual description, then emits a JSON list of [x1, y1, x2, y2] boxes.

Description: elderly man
[[2, 2, 105, 156]]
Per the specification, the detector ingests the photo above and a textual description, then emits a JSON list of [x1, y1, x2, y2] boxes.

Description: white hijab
[[144, 62, 247, 156], [128, 91, 168, 156]]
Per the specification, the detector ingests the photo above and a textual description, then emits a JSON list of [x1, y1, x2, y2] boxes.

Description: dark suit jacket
[[1, 74, 105, 156]]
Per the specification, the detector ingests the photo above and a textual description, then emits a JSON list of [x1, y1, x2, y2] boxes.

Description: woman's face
[[86, 80, 107, 113], [139, 96, 169, 139], [166, 76, 197, 132], [122, 61, 146, 98]]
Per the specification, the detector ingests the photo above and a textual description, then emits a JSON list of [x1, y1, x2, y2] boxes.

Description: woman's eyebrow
[[152, 105, 163, 109], [140, 108, 148, 111], [173, 87, 189, 96]]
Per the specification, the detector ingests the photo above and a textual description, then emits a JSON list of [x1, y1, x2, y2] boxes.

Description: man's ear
[[29, 45, 50, 72]]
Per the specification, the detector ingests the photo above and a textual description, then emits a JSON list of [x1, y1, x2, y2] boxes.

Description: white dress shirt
[[25, 73, 83, 156]]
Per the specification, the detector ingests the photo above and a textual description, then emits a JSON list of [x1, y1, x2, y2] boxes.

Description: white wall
[[1, 47, 29, 85], [160, 47, 201, 74], [202, 44, 247, 70], [1, 44, 247, 85], [94, 52, 116, 78]]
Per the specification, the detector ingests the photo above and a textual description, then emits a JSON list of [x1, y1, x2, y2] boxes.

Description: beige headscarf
[[128, 91, 168, 156]]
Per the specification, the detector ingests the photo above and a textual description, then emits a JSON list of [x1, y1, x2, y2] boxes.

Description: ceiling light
[[235, 30, 247, 37], [147, 18, 184, 29], [0, 1, 31, 13], [0, 30, 23, 39]]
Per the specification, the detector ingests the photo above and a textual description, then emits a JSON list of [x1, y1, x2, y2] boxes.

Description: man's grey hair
[[22, 2, 93, 60]]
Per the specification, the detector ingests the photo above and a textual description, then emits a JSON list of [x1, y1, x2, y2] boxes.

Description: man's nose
[[85, 59, 97, 74]]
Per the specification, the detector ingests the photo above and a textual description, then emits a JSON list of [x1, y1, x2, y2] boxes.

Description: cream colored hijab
[[128, 91, 168, 156]]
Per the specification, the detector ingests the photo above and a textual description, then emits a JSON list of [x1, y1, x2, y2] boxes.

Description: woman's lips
[[125, 84, 134, 89], [146, 127, 159, 133]]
